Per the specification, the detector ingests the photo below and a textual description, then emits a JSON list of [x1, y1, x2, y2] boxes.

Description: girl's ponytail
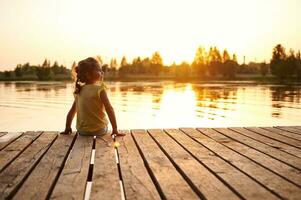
[[74, 67, 82, 94], [74, 78, 82, 94]]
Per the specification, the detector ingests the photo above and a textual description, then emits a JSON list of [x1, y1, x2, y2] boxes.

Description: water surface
[[0, 81, 300, 131]]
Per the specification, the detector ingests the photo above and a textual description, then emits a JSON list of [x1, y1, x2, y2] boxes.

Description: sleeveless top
[[75, 82, 109, 132]]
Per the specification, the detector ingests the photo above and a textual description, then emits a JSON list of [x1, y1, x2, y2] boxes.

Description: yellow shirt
[[75, 82, 109, 132]]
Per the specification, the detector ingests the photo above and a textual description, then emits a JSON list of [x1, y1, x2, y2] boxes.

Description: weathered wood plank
[[117, 130, 161, 200], [277, 126, 301, 135], [246, 127, 301, 149], [231, 127, 301, 159], [149, 129, 242, 200], [90, 134, 121, 200], [12, 132, 76, 200], [0, 132, 42, 172], [263, 127, 301, 141], [0, 132, 23, 150], [212, 128, 301, 186], [0, 132, 7, 138], [50, 134, 93, 199], [166, 128, 280, 200], [0, 132, 57, 200], [193, 128, 301, 199], [213, 128, 301, 170], [291, 126, 301, 131], [132, 129, 199, 200]]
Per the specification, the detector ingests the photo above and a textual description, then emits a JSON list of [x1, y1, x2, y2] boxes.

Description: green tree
[[14, 64, 22, 77], [119, 56, 129, 75], [132, 57, 144, 74], [42, 58, 50, 67], [270, 44, 287, 80], [4, 71, 12, 78], [51, 61, 60, 74], [150, 51, 163, 75], [208, 47, 222, 77], [296, 51, 301, 80], [175, 62, 191, 78], [110, 58, 118, 73], [142, 57, 151, 74], [260, 62, 269, 77], [37, 59, 54, 80], [285, 49, 297, 80], [222, 50, 231, 62], [192, 46, 207, 76]]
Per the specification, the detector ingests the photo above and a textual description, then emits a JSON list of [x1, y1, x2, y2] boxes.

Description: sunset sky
[[0, 0, 299, 70]]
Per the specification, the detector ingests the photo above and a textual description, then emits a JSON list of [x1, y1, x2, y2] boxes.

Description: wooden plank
[[231, 127, 301, 159], [0, 132, 57, 200], [132, 129, 199, 200], [263, 127, 301, 141], [50, 134, 93, 199], [165, 128, 281, 200], [90, 134, 121, 200], [0, 132, 7, 138], [211, 128, 301, 186], [116, 130, 161, 200], [277, 126, 301, 135], [291, 126, 301, 131], [213, 128, 301, 170], [0, 132, 42, 172], [191, 128, 301, 199], [0, 132, 23, 150], [246, 127, 301, 149], [12, 132, 76, 200], [150, 129, 247, 200]]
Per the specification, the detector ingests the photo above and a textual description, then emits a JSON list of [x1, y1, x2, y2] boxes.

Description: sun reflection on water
[[0, 81, 301, 131]]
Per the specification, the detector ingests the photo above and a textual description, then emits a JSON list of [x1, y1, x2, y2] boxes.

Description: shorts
[[77, 127, 108, 136]]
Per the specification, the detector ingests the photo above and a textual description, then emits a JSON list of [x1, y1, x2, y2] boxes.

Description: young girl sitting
[[61, 57, 125, 137]]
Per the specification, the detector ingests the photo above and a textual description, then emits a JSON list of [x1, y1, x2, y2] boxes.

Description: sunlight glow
[[0, 0, 299, 69]]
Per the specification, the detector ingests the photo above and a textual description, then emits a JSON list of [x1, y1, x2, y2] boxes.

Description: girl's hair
[[73, 57, 102, 94]]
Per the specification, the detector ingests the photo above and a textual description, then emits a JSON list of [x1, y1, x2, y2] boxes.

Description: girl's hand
[[111, 129, 126, 137], [60, 127, 72, 135]]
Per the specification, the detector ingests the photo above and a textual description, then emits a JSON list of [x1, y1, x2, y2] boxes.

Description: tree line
[[0, 59, 71, 80], [0, 44, 300, 81]]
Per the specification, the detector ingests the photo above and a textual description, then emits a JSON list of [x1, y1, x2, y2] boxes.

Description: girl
[[61, 57, 125, 137]]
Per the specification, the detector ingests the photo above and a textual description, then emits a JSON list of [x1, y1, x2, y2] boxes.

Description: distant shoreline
[[1, 74, 300, 85]]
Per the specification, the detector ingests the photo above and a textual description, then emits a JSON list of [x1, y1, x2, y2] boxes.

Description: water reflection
[[0, 81, 301, 131]]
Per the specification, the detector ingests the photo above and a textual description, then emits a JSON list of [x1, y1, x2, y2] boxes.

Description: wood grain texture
[[149, 129, 240, 200], [0, 132, 57, 200], [276, 126, 301, 135], [197, 128, 301, 200], [231, 127, 301, 159], [90, 134, 121, 200], [213, 128, 301, 170], [1, 127, 301, 200], [166, 128, 279, 200], [50, 134, 93, 200], [0, 132, 7, 138], [263, 127, 301, 141], [132, 129, 199, 200], [0, 131, 41, 172], [0, 132, 23, 150], [12, 133, 76, 200], [117, 130, 161, 200], [246, 127, 301, 148]]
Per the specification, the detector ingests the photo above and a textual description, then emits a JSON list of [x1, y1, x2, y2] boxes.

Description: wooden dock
[[0, 126, 301, 200]]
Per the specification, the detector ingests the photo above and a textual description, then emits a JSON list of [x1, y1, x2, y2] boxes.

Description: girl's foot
[[111, 132, 126, 137]]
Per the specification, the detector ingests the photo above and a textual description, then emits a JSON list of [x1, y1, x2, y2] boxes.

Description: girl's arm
[[61, 100, 76, 134], [100, 90, 125, 136]]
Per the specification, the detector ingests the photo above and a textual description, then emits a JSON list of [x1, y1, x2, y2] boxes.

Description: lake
[[0, 81, 300, 132]]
